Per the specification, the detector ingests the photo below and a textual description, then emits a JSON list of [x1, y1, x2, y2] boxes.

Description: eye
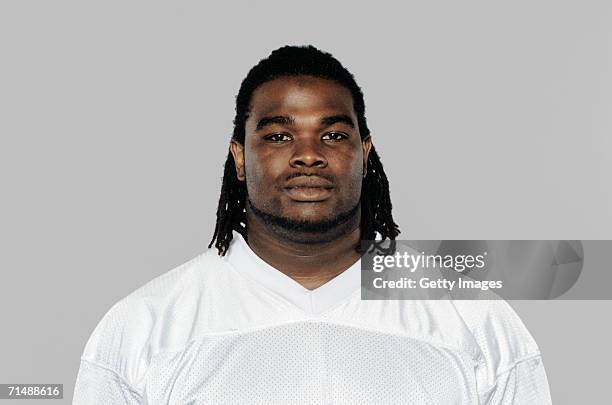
[[322, 132, 348, 141], [264, 133, 292, 142]]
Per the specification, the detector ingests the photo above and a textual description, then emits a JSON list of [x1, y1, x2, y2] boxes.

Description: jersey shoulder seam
[[141, 318, 483, 368], [482, 352, 543, 395]]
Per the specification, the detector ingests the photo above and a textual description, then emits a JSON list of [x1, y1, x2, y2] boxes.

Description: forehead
[[248, 76, 355, 119]]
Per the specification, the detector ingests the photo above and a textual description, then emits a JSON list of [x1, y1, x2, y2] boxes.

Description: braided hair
[[209, 45, 400, 255]]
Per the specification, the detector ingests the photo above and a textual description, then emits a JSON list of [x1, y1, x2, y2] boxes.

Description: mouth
[[283, 186, 334, 202]]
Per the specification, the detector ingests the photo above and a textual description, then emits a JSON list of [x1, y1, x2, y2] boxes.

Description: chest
[[141, 322, 479, 405]]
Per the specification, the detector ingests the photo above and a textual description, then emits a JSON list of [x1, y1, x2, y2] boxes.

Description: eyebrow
[[320, 114, 355, 128], [256, 115, 295, 131], [255, 114, 355, 131]]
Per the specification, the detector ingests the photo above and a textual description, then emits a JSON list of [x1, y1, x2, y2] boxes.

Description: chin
[[249, 197, 360, 238], [283, 210, 338, 225]]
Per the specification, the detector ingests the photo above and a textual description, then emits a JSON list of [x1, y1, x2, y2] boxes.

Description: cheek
[[343, 149, 364, 176], [335, 155, 365, 197], [244, 151, 286, 190]]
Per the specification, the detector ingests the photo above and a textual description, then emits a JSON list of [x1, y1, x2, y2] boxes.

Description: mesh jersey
[[74, 233, 552, 404]]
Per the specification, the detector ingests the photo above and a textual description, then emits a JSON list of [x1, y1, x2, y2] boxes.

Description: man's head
[[210, 45, 399, 255]]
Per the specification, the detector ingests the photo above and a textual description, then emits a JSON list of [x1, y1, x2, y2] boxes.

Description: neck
[[245, 210, 362, 290]]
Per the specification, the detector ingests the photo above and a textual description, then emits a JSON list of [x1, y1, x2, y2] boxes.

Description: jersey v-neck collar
[[224, 231, 361, 316]]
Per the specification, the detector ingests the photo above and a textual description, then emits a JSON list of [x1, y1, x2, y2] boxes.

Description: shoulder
[[451, 300, 540, 357], [449, 300, 542, 388], [79, 249, 226, 389]]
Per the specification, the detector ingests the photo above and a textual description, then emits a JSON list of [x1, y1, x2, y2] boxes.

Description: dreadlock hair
[[209, 45, 400, 256]]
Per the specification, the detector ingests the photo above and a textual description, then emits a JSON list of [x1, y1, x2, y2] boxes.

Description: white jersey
[[74, 232, 552, 404]]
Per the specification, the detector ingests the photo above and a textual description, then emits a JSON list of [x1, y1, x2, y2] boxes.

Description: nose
[[289, 137, 328, 168]]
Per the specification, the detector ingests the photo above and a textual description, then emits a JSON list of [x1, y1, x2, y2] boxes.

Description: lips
[[284, 176, 334, 189], [283, 176, 334, 202]]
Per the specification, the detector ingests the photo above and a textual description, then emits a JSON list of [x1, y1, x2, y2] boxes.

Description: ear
[[229, 139, 245, 181], [361, 135, 372, 178]]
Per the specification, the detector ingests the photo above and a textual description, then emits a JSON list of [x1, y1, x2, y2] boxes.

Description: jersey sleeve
[[72, 296, 153, 405], [73, 358, 142, 404], [72, 253, 207, 404], [483, 355, 552, 405], [450, 300, 553, 404]]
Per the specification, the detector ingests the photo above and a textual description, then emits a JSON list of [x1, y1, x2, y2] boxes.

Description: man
[[74, 45, 552, 404]]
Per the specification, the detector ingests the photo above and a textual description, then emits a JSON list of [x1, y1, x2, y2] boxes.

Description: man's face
[[230, 75, 371, 237]]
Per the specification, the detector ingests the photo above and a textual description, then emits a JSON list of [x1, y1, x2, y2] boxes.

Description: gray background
[[1, 1, 610, 403]]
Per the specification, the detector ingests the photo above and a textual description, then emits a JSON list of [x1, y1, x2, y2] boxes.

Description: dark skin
[[230, 75, 372, 290]]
